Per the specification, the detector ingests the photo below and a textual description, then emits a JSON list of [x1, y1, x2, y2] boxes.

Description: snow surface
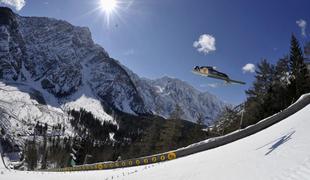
[[0, 82, 74, 140], [1, 104, 310, 179]]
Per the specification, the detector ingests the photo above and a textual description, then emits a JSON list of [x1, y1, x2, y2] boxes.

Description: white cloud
[[200, 83, 222, 88], [193, 34, 216, 54], [0, 0, 26, 11], [296, 19, 307, 37], [242, 63, 256, 73], [208, 83, 220, 88]]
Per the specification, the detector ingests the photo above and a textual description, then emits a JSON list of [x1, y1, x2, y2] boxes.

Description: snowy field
[[1, 104, 310, 180]]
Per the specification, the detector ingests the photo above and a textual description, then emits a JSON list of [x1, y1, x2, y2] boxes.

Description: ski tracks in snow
[[273, 157, 310, 180]]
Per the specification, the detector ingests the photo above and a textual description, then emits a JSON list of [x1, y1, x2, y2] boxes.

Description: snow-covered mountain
[[147, 77, 224, 121], [0, 82, 75, 146], [0, 7, 224, 126], [124, 65, 225, 122]]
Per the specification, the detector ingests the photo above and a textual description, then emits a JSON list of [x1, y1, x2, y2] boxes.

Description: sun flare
[[99, 0, 118, 14]]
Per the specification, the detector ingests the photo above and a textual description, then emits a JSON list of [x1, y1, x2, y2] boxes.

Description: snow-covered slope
[[0, 82, 75, 144], [1, 97, 310, 179], [0, 7, 224, 123], [123, 66, 225, 123], [144, 76, 225, 122]]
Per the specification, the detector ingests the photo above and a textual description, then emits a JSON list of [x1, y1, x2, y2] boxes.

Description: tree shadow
[[262, 130, 296, 156]]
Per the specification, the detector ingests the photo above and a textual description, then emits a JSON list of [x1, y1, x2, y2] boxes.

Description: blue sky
[[1, 0, 310, 104]]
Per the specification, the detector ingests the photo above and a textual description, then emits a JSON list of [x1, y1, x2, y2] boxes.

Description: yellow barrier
[[47, 151, 177, 172], [144, 159, 148, 164], [168, 152, 177, 160], [96, 164, 104, 170]]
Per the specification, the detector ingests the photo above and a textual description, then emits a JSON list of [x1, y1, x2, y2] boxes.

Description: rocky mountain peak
[[0, 7, 16, 26], [0, 8, 225, 123]]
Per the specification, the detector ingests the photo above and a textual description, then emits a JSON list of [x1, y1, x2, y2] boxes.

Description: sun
[[99, 0, 118, 14]]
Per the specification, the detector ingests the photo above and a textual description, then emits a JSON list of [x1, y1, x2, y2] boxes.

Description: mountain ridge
[[0, 7, 225, 124]]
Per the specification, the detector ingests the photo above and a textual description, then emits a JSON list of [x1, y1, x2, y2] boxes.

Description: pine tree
[[196, 113, 205, 126], [212, 107, 241, 135], [71, 139, 86, 165], [272, 56, 291, 110], [169, 104, 184, 119], [139, 121, 159, 156], [304, 41, 310, 59], [157, 104, 184, 152], [303, 41, 310, 76], [246, 59, 275, 98], [41, 133, 48, 169], [244, 59, 275, 126], [24, 141, 38, 170], [288, 35, 310, 101], [157, 119, 182, 151], [187, 113, 206, 143]]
